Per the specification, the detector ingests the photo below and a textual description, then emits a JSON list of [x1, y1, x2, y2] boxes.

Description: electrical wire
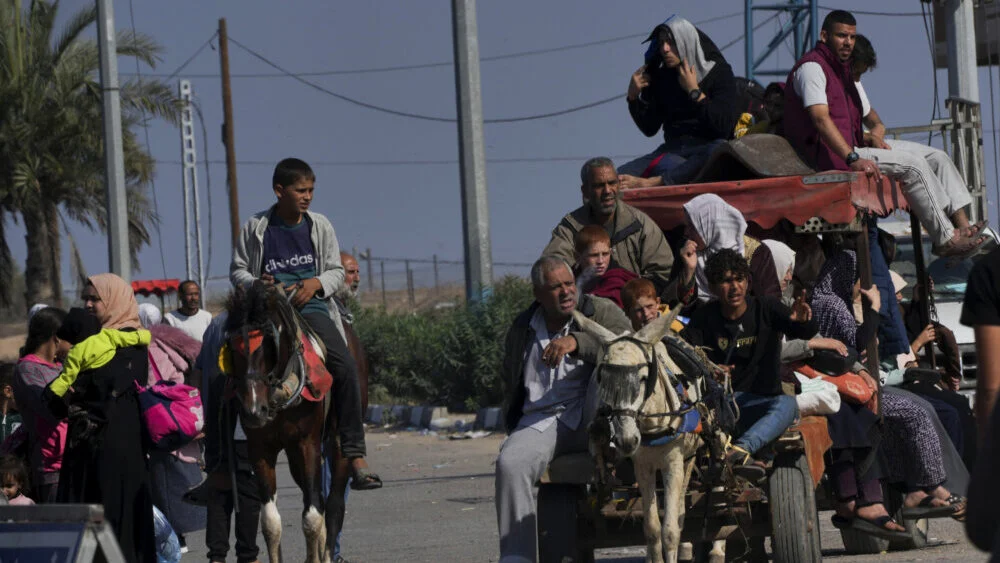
[[818, 6, 923, 17], [127, 0, 168, 279], [128, 12, 741, 79], [719, 12, 781, 52], [155, 154, 639, 167], [920, 2, 942, 146], [162, 33, 218, 82], [229, 36, 623, 123]]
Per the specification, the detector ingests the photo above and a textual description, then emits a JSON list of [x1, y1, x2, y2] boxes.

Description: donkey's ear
[[635, 305, 681, 345], [571, 310, 618, 343]]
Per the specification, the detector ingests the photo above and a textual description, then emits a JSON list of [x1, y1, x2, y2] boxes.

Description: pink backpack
[[136, 355, 204, 451]]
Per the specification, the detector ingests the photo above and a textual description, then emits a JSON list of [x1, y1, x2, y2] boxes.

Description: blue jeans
[[322, 444, 351, 559], [733, 392, 799, 455], [618, 138, 725, 185]]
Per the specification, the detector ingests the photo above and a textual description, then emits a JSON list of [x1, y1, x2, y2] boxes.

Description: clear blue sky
[[10, 0, 1000, 299]]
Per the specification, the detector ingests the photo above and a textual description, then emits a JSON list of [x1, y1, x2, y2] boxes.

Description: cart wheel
[[537, 484, 595, 563], [769, 452, 822, 563]]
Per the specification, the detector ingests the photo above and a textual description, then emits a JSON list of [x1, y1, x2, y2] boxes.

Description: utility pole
[[943, 0, 985, 223], [451, 0, 493, 304], [97, 0, 130, 281], [219, 18, 241, 250], [179, 80, 206, 290]]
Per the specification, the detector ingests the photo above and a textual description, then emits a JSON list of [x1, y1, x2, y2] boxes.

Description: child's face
[[579, 241, 611, 276], [2, 477, 18, 500], [56, 336, 72, 362], [274, 178, 315, 216], [1, 385, 13, 410]]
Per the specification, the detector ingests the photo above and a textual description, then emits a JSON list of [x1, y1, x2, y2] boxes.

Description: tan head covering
[[88, 273, 141, 330]]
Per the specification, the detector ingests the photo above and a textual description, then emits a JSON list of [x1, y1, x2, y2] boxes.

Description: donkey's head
[[224, 282, 298, 428], [573, 306, 680, 457]]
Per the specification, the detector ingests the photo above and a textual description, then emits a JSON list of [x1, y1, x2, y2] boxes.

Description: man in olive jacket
[[541, 157, 693, 306], [495, 256, 631, 562]]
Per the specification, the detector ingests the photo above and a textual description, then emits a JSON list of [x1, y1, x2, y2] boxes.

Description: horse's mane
[[225, 282, 298, 336]]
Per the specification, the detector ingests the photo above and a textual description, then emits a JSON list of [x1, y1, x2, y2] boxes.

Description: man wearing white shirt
[[784, 10, 991, 258], [494, 257, 631, 562], [165, 280, 213, 341]]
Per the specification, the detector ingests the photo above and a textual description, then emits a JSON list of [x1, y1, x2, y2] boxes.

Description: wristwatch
[[688, 88, 702, 102], [845, 151, 860, 165]]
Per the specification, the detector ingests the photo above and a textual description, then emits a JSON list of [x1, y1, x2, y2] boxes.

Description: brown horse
[[225, 282, 368, 563]]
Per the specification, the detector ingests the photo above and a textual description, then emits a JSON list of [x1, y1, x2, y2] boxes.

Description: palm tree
[[0, 0, 181, 308]]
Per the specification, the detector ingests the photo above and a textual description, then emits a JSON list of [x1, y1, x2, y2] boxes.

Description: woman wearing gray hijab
[[620, 16, 742, 187]]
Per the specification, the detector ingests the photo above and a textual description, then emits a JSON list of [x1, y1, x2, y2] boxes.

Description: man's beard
[[334, 286, 357, 302]]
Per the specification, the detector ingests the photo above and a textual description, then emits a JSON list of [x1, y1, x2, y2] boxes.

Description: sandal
[[350, 467, 383, 491], [932, 232, 989, 258], [946, 494, 967, 522], [831, 514, 910, 540], [725, 445, 766, 482], [958, 220, 987, 238], [901, 495, 957, 519]]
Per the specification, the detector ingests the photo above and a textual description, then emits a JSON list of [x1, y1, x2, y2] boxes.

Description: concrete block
[[409, 406, 426, 427], [474, 407, 502, 430], [390, 405, 410, 424], [366, 405, 383, 424]]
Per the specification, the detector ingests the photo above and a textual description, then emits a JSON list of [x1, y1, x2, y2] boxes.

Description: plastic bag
[[794, 373, 841, 416], [153, 504, 181, 563]]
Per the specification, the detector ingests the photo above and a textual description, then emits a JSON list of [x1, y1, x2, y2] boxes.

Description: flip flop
[[959, 220, 987, 238], [831, 514, 911, 541], [350, 467, 383, 491], [900, 495, 957, 519], [933, 232, 990, 259]]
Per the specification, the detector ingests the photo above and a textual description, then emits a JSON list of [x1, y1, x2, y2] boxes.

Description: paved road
[[182, 429, 985, 562]]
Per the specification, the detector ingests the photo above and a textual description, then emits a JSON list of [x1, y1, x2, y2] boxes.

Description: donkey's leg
[[252, 446, 283, 563], [634, 449, 665, 563], [660, 439, 696, 563], [287, 434, 328, 563]]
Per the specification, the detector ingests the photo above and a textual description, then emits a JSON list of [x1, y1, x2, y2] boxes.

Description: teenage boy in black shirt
[[683, 249, 817, 470]]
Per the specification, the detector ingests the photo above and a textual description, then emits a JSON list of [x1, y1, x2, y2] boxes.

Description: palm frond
[[52, 4, 97, 64]]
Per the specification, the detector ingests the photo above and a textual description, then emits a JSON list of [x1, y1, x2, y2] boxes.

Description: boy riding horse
[[229, 157, 381, 492]]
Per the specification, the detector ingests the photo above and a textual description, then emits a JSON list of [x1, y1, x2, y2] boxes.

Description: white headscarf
[[137, 302, 162, 329], [683, 194, 747, 302], [664, 17, 716, 83], [28, 303, 48, 322], [763, 240, 796, 306]]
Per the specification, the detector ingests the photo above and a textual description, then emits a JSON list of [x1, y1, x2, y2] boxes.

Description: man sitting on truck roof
[[541, 157, 696, 306], [783, 10, 990, 259], [617, 16, 742, 189], [851, 33, 997, 255]]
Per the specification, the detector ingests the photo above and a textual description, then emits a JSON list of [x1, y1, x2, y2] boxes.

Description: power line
[[228, 36, 622, 123], [719, 12, 781, 52], [127, 0, 167, 279], [156, 154, 638, 167], [124, 12, 741, 79], [818, 6, 923, 17], [162, 33, 217, 82]]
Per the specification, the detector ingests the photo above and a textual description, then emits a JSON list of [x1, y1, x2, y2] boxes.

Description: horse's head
[[224, 282, 298, 428], [573, 306, 680, 457]]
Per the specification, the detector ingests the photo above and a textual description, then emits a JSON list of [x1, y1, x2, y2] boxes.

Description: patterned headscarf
[[810, 250, 859, 349], [683, 194, 747, 302], [88, 273, 141, 330]]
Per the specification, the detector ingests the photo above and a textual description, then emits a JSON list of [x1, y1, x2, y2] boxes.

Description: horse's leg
[[287, 425, 327, 563], [634, 449, 664, 563], [252, 444, 283, 563], [325, 440, 350, 563]]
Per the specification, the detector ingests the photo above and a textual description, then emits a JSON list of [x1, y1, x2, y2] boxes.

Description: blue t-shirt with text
[[262, 212, 328, 316]]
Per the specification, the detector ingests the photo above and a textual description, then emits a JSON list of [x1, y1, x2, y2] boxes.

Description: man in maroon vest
[[783, 10, 987, 258]]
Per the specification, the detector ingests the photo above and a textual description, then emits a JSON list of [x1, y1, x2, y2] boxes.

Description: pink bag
[[136, 354, 204, 451]]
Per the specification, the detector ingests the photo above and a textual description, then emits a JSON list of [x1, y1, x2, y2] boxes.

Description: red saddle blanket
[[300, 333, 333, 402]]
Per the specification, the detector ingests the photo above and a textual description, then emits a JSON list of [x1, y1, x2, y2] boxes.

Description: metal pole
[[910, 213, 937, 369], [380, 261, 386, 309], [218, 19, 241, 250], [945, 0, 980, 103], [179, 80, 195, 282], [745, 0, 754, 84], [451, 0, 493, 303], [433, 254, 439, 294], [365, 247, 374, 293], [97, 0, 130, 280]]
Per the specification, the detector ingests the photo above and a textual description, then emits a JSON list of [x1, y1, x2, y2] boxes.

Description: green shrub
[[353, 276, 533, 411]]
